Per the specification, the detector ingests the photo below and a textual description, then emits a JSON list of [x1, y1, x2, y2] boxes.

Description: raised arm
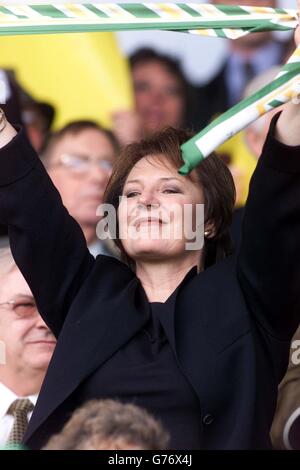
[[237, 25, 300, 340], [0, 115, 95, 337]]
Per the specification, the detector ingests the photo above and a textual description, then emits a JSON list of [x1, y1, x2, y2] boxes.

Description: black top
[[77, 296, 203, 450]]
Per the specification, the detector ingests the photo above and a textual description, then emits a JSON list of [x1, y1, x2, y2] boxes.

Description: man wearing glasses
[[0, 248, 56, 447], [42, 121, 119, 257]]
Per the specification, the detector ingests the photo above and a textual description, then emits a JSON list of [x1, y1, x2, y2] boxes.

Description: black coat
[[0, 116, 299, 449]]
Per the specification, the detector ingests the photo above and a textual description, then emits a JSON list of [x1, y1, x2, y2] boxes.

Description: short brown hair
[[104, 127, 235, 268], [43, 399, 170, 450]]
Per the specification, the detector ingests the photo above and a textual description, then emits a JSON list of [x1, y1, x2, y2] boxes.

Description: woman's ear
[[204, 220, 216, 239]]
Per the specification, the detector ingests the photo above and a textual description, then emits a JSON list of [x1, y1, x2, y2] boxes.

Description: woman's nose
[[137, 191, 159, 207]]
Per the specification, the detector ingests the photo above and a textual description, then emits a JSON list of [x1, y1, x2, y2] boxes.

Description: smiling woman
[[0, 22, 300, 447], [105, 127, 235, 276]]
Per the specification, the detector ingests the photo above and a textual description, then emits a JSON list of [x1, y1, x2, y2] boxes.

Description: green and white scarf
[[0, 3, 299, 172]]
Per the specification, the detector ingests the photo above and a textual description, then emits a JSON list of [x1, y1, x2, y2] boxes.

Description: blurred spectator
[[42, 121, 119, 257], [112, 48, 191, 146], [271, 326, 300, 449], [22, 101, 55, 154], [43, 399, 169, 450], [3, 71, 55, 153], [0, 248, 56, 447], [190, 0, 292, 130]]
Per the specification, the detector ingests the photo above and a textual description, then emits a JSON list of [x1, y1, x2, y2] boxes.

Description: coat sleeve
[[0, 127, 95, 337], [237, 113, 300, 341]]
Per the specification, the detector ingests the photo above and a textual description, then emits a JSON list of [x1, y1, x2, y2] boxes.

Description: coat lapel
[[26, 276, 150, 440], [173, 257, 251, 416]]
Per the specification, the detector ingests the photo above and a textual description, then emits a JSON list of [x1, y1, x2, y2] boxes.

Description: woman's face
[[132, 61, 185, 136], [118, 155, 204, 262]]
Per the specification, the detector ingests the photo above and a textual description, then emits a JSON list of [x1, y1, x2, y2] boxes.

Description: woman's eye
[[125, 191, 140, 198], [162, 188, 181, 194]]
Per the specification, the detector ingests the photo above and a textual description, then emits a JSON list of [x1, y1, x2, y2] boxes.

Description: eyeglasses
[[0, 299, 37, 317], [55, 153, 113, 174]]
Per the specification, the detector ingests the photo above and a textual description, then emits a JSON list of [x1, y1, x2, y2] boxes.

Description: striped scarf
[[0, 3, 298, 171]]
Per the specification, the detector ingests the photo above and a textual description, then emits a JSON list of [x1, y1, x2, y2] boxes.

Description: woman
[[1, 29, 300, 449], [112, 48, 190, 146]]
